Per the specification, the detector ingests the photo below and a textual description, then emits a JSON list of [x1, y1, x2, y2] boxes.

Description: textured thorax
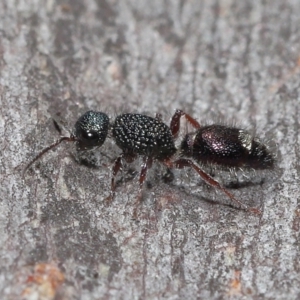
[[112, 114, 176, 159]]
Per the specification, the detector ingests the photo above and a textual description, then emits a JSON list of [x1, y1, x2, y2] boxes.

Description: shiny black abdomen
[[180, 125, 274, 169], [113, 114, 177, 160]]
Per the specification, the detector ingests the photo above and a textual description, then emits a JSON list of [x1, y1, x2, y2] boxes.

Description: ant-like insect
[[24, 109, 275, 215]]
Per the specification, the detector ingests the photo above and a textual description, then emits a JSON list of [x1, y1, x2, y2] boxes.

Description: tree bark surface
[[0, 0, 299, 299]]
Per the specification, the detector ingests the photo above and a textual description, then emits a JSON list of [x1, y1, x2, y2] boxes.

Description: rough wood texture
[[1, 0, 299, 299]]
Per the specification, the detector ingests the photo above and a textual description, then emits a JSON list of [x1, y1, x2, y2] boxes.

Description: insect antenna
[[23, 135, 77, 176]]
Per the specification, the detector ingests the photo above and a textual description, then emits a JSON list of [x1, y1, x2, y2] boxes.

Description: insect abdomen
[[180, 125, 274, 169]]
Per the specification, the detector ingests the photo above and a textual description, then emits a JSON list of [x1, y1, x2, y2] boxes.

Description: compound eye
[[82, 130, 99, 141], [74, 111, 109, 150]]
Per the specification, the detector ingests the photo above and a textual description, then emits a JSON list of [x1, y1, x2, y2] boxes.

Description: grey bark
[[0, 0, 299, 299]]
